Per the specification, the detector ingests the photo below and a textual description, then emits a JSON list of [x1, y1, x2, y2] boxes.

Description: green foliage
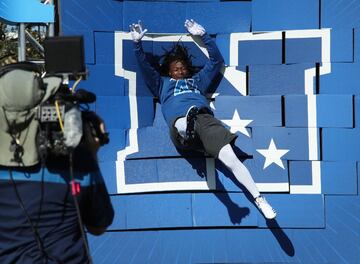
[[0, 22, 18, 65]]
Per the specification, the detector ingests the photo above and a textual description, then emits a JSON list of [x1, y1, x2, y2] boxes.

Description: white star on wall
[[221, 109, 253, 137], [256, 138, 290, 170]]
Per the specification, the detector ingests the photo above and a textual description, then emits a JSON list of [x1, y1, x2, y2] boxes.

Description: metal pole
[[25, 30, 44, 54], [48, 0, 55, 36], [18, 23, 26, 61]]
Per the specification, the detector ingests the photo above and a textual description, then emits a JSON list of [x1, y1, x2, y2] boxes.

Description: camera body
[[0, 36, 108, 166]]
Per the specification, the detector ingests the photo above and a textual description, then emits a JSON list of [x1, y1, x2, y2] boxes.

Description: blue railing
[[0, 0, 54, 24]]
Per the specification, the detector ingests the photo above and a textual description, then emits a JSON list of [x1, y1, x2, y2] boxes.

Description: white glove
[[184, 19, 206, 36], [129, 21, 148, 42]]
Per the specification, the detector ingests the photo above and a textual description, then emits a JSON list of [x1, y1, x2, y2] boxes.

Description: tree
[[0, 22, 18, 65], [0, 22, 46, 66]]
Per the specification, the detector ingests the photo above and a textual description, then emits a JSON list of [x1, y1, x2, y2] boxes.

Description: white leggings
[[218, 144, 260, 199], [176, 117, 260, 198]]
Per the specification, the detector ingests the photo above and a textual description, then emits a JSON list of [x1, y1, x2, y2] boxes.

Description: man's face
[[168, 60, 189, 80]]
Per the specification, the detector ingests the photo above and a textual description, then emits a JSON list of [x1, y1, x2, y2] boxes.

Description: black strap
[[186, 107, 199, 140]]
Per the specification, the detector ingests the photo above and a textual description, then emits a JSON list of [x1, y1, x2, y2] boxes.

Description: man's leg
[[218, 144, 260, 198], [218, 144, 276, 219]]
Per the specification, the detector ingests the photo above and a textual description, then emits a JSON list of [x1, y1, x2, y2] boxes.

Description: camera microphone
[[72, 89, 96, 103], [56, 89, 96, 104]]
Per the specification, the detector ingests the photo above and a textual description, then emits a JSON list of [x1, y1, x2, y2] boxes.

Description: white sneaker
[[255, 196, 277, 220]]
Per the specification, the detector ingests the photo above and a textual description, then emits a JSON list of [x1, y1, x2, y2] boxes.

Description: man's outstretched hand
[[184, 19, 206, 36], [129, 21, 148, 42]]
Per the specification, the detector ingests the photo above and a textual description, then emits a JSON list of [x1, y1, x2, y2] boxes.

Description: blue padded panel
[[232, 131, 255, 156], [97, 96, 153, 129], [124, 0, 217, 1], [216, 158, 289, 193], [192, 193, 258, 227], [214, 95, 282, 127], [244, 158, 288, 185], [124, 193, 193, 229], [98, 161, 117, 194], [322, 128, 360, 161], [157, 158, 207, 182], [126, 133, 178, 159], [252, 127, 317, 161], [137, 97, 155, 128], [317, 94, 353, 128], [284, 95, 308, 127], [358, 162, 360, 191], [355, 96, 360, 128], [285, 95, 353, 128], [107, 195, 126, 230], [124, 158, 208, 184], [153, 39, 209, 68], [288, 161, 313, 186], [84, 64, 125, 96], [331, 28, 353, 63], [322, 0, 360, 28], [257, 194, 324, 228], [121, 40, 155, 97], [98, 129, 126, 162], [123, 1, 187, 33], [96, 96, 130, 129], [108, 194, 322, 230], [61, 30, 95, 64], [252, 0, 319, 31], [124, 159, 157, 184], [285, 37, 322, 64], [249, 64, 316, 95], [216, 34, 230, 66], [121, 39, 152, 73], [126, 126, 180, 159], [355, 28, 360, 63], [320, 63, 360, 94], [152, 103, 168, 128], [238, 39, 282, 65], [322, 161, 357, 194], [59, 0, 123, 31], [216, 35, 282, 66], [94, 32, 115, 65], [185, 2, 251, 34], [289, 161, 357, 194]]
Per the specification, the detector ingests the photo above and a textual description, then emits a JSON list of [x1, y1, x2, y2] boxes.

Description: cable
[[70, 76, 83, 93], [54, 98, 92, 262], [68, 150, 93, 264], [54, 100, 64, 132]]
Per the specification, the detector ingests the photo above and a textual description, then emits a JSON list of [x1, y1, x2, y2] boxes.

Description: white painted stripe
[[290, 161, 321, 194], [117, 180, 213, 194], [117, 180, 290, 194], [256, 182, 289, 192], [230, 31, 282, 66], [221, 66, 247, 96]]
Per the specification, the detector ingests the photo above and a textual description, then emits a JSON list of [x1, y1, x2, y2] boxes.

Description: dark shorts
[[170, 113, 237, 158]]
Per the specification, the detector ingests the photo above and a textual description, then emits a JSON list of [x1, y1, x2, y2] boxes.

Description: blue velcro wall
[[58, 0, 360, 263], [252, 0, 319, 31]]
